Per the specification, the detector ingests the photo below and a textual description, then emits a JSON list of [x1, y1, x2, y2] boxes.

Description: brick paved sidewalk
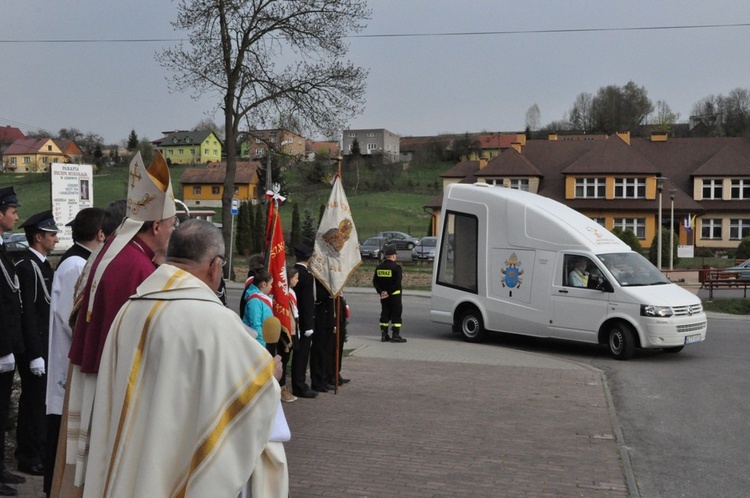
[[284, 356, 628, 497]]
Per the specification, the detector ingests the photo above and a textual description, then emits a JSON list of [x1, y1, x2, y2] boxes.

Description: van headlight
[[640, 305, 673, 317]]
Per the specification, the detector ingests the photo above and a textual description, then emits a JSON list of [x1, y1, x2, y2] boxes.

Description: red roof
[[0, 126, 25, 146], [179, 161, 261, 184]]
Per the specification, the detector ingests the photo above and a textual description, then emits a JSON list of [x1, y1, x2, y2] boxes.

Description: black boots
[[380, 326, 391, 342], [391, 328, 407, 343]]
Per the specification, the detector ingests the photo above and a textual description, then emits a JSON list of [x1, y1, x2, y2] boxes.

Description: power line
[[0, 22, 748, 44]]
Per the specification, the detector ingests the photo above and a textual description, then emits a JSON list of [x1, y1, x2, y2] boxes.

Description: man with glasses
[[84, 219, 286, 497], [54, 152, 177, 496]]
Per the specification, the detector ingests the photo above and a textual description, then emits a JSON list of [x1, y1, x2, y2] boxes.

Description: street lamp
[[669, 189, 676, 271], [656, 177, 666, 270]]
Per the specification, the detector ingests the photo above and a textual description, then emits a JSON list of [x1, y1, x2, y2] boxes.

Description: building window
[[702, 179, 723, 199], [367, 143, 377, 151], [169, 150, 173, 155], [233, 186, 239, 194], [729, 219, 750, 240], [256, 148, 264, 156], [178, 149, 184, 155], [256, 138, 262, 143], [509, 178, 529, 191], [348, 133, 357, 138], [23, 157, 30, 164], [190, 148, 196, 155], [269, 136, 276, 143], [193, 186, 201, 195], [613, 218, 646, 239], [575, 177, 606, 198], [730, 179, 750, 200], [614, 177, 646, 198], [213, 149, 217, 155], [48, 145, 52, 151], [700, 218, 722, 239], [211, 186, 220, 195], [367, 132, 375, 137], [591, 217, 606, 226], [43, 157, 49, 163], [485, 179, 498, 186], [9, 157, 15, 164]]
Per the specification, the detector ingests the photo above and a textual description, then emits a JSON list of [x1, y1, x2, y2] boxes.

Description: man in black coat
[[311, 279, 335, 392], [290, 244, 318, 399], [14, 210, 60, 477], [0, 186, 28, 495]]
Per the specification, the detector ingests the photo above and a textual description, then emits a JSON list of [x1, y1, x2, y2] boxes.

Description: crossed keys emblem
[[128, 194, 156, 214]]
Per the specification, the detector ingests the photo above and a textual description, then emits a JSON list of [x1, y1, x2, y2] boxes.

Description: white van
[[430, 183, 707, 360]]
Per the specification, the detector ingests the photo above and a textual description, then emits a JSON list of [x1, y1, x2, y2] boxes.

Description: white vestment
[[46, 252, 87, 415], [84, 264, 285, 498]]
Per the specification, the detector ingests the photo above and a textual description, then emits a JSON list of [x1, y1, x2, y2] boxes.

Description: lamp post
[[656, 177, 665, 270], [669, 189, 676, 271]]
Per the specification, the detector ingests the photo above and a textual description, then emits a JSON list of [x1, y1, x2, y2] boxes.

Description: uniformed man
[[14, 210, 60, 478], [0, 186, 28, 495], [372, 245, 406, 343]]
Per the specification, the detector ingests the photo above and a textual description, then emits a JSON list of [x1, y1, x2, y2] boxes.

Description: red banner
[[265, 201, 293, 343]]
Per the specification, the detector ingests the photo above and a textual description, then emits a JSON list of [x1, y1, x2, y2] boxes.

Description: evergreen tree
[[301, 207, 316, 246], [254, 202, 266, 254], [126, 129, 138, 151], [290, 201, 301, 249], [611, 227, 643, 254], [350, 137, 362, 157], [736, 236, 750, 259], [648, 228, 678, 267], [237, 201, 253, 256]]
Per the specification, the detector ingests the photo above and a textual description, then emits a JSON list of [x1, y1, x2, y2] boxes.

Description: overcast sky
[[1, 1, 749, 145]]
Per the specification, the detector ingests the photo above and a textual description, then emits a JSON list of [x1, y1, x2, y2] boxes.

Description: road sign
[[231, 198, 239, 215]]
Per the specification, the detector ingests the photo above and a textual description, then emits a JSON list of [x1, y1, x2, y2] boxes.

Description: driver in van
[[569, 257, 589, 287]]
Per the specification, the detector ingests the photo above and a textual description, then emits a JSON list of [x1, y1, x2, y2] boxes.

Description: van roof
[[444, 183, 630, 253]]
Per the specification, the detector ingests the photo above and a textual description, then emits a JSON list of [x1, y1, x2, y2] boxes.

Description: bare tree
[[525, 104, 541, 132], [649, 100, 680, 133], [157, 0, 370, 273], [193, 118, 225, 140], [569, 92, 593, 132]]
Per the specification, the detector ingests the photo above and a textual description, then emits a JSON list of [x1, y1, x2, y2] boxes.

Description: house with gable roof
[[2, 138, 68, 173], [156, 130, 222, 165], [0, 126, 26, 153], [426, 132, 750, 251], [179, 161, 261, 208]]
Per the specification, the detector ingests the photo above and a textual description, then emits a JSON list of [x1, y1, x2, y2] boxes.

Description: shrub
[[736, 236, 750, 260]]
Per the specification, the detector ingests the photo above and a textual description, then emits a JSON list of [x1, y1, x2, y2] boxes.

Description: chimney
[[615, 131, 630, 145]]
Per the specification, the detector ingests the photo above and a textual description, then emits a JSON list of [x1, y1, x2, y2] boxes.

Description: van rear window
[[436, 211, 478, 293]]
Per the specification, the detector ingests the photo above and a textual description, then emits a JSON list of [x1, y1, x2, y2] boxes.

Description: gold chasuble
[[83, 265, 283, 497]]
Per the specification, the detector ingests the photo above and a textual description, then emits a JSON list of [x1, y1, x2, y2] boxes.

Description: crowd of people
[[1, 149, 406, 497]]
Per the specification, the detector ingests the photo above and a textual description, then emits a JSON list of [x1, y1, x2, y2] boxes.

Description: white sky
[[1, 1, 749, 144]]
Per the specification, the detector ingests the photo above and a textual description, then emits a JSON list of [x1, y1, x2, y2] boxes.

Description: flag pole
[[333, 153, 343, 394]]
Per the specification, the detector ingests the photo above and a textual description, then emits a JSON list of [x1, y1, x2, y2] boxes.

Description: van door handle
[[558, 289, 569, 294]]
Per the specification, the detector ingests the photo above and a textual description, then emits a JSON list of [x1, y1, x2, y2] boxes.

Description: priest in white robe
[[84, 220, 286, 498]]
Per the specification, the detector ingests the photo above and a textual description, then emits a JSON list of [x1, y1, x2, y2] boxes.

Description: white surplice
[[84, 264, 286, 498]]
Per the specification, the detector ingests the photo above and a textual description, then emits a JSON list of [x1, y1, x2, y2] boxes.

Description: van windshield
[[597, 252, 671, 287]]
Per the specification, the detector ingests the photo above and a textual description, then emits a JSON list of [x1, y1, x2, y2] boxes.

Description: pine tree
[[290, 201, 301, 249], [254, 202, 266, 254], [301, 207, 316, 246], [126, 130, 138, 151], [237, 202, 253, 256]]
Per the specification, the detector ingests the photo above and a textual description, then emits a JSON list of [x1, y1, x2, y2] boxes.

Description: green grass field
[[0, 161, 441, 240]]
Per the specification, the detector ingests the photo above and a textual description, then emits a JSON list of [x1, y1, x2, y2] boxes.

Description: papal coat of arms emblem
[[501, 252, 524, 288]]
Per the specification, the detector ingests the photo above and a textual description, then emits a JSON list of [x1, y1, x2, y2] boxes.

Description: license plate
[[684, 334, 702, 345]]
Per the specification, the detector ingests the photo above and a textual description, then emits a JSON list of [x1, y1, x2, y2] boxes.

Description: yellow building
[[179, 161, 261, 208], [1, 138, 68, 173], [157, 130, 222, 165]]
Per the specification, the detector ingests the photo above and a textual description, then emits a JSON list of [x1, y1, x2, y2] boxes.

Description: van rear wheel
[[458, 309, 485, 343], [608, 323, 635, 360]]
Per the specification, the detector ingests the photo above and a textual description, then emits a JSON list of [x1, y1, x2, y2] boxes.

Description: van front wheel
[[458, 309, 485, 343], [608, 323, 635, 360]]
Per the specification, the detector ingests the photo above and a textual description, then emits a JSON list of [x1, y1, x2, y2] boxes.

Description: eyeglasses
[[215, 255, 227, 267]]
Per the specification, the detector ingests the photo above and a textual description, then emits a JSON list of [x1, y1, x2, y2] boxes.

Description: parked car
[[375, 231, 419, 250], [1, 232, 29, 261], [360, 236, 388, 259], [725, 259, 750, 280], [411, 236, 437, 261]]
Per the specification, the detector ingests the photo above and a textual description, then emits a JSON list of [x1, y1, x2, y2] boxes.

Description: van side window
[[436, 211, 478, 293], [564, 255, 595, 288]]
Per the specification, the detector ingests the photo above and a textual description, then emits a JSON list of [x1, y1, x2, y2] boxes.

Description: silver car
[[411, 236, 437, 261]]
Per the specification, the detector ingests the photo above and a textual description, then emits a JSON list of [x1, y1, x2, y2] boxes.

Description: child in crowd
[[242, 268, 274, 348]]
